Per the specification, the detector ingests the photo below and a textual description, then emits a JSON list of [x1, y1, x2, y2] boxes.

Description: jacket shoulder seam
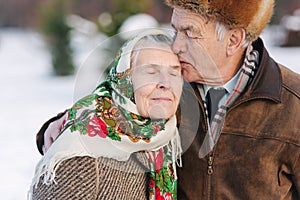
[[222, 132, 300, 148], [278, 64, 300, 99], [282, 83, 300, 99]]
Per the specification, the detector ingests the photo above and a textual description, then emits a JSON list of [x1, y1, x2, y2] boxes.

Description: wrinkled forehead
[[131, 45, 181, 76], [171, 7, 212, 28], [131, 44, 176, 67]]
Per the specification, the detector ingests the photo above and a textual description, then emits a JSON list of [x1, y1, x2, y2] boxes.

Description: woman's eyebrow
[[145, 64, 180, 69], [170, 65, 181, 70], [141, 64, 158, 68]]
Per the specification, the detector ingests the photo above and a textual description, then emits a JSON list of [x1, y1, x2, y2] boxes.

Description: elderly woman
[[29, 30, 183, 200]]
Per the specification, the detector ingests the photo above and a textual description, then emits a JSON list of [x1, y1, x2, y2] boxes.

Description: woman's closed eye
[[169, 69, 180, 77], [145, 67, 158, 75]]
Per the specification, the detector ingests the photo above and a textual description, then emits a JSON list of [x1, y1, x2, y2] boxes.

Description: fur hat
[[165, 0, 275, 41]]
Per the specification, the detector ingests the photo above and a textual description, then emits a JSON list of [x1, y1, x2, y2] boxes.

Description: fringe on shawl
[[28, 148, 89, 199], [171, 129, 182, 180]]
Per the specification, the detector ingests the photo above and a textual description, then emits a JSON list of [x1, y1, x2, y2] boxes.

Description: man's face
[[171, 8, 228, 85], [131, 46, 183, 120]]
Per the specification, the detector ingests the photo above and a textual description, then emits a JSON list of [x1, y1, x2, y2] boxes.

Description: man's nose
[[172, 33, 186, 55]]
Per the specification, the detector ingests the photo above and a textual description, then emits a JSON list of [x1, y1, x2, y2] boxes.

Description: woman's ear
[[226, 28, 246, 56]]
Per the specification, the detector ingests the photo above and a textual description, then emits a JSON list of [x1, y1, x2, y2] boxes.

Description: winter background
[[0, 14, 300, 200]]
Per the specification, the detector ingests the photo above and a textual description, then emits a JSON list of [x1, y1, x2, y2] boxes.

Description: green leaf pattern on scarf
[[148, 144, 177, 200]]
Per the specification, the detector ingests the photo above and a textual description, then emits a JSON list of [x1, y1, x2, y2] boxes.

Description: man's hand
[[36, 110, 68, 155], [43, 113, 67, 154]]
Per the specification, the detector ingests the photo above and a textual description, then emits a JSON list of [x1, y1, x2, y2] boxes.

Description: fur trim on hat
[[165, 0, 275, 41]]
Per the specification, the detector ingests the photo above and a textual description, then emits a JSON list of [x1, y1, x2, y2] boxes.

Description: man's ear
[[226, 28, 246, 56]]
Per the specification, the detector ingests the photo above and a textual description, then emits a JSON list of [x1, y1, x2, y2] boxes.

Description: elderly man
[[166, 0, 300, 199]]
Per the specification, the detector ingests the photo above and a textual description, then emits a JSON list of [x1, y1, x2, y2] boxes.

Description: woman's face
[[131, 46, 183, 120]]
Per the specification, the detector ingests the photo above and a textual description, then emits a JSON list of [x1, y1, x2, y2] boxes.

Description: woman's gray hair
[[131, 34, 173, 66], [215, 21, 251, 48]]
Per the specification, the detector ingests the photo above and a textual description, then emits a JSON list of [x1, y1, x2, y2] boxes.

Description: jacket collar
[[237, 38, 282, 103], [190, 38, 282, 105]]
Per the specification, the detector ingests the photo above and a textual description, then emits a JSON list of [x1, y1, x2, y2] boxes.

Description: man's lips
[[179, 58, 191, 67]]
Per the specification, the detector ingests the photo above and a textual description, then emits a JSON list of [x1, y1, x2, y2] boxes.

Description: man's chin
[[195, 79, 226, 86], [182, 70, 200, 83], [183, 75, 225, 85]]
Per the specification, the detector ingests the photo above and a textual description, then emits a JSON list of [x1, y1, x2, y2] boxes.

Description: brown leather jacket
[[177, 38, 300, 199]]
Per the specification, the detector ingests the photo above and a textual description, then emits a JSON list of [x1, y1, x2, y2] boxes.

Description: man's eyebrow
[[172, 23, 199, 33], [184, 25, 201, 34]]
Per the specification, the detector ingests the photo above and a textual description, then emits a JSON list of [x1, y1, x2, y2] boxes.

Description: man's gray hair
[[215, 21, 251, 48]]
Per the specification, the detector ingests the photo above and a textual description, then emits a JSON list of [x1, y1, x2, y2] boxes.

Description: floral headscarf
[[31, 29, 182, 200]]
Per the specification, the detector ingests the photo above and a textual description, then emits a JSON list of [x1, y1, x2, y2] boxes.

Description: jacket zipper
[[206, 113, 227, 200], [207, 153, 213, 200], [195, 89, 213, 199], [208, 154, 214, 175]]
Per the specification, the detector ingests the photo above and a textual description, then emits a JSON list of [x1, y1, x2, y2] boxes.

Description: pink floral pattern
[[87, 116, 108, 138]]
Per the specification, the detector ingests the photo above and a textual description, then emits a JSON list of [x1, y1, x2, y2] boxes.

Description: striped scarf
[[199, 45, 259, 157]]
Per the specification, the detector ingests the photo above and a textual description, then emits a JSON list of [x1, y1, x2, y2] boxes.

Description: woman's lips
[[151, 97, 172, 102]]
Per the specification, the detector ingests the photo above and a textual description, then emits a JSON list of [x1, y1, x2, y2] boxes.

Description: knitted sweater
[[32, 153, 149, 200]]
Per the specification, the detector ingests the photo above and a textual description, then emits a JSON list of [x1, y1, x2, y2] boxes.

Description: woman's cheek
[[134, 91, 150, 118]]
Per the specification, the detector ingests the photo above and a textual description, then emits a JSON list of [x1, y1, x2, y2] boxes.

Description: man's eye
[[186, 30, 196, 38], [185, 30, 203, 39], [173, 31, 178, 40]]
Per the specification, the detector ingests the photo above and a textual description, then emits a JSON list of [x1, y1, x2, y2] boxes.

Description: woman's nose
[[172, 33, 186, 55], [157, 74, 171, 89]]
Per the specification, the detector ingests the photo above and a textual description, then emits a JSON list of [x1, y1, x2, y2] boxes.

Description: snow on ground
[[0, 28, 75, 200], [0, 27, 299, 200], [260, 26, 300, 73]]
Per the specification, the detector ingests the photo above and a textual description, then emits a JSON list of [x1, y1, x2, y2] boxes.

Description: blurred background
[[0, 0, 300, 199]]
